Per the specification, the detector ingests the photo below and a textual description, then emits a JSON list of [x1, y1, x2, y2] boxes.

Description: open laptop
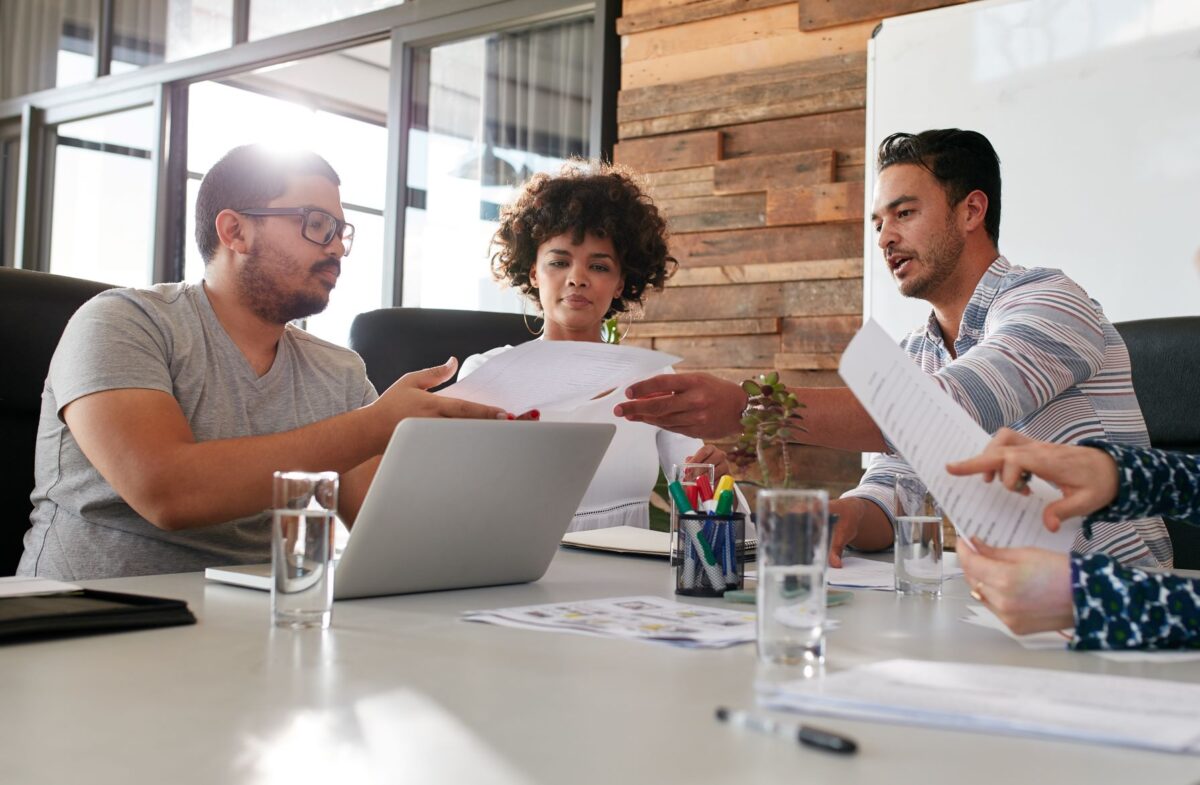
[[206, 419, 614, 599]]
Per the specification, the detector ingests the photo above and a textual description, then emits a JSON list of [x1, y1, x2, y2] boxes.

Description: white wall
[[865, 0, 1200, 339]]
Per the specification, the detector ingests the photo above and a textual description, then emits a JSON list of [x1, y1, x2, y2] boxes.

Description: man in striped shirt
[[615, 128, 1171, 569]]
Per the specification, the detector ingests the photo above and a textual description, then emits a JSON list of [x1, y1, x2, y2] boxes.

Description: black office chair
[[1114, 317, 1200, 569], [348, 307, 534, 393], [0, 268, 116, 575]]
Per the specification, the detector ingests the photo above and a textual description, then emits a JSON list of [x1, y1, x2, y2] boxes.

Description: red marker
[[695, 474, 715, 504]]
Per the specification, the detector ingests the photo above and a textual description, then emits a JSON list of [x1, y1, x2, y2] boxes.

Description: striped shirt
[[845, 256, 1173, 568]]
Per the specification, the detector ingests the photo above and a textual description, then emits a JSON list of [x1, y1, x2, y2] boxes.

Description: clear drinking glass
[[755, 489, 830, 666], [272, 471, 338, 629], [893, 476, 945, 596]]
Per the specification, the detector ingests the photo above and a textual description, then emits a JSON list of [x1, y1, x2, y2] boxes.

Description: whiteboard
[[865, 0, 1200, 339]]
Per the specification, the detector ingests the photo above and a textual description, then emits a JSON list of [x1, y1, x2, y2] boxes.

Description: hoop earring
[[621, 303, 644, 342], [522, 299, 545, 336]]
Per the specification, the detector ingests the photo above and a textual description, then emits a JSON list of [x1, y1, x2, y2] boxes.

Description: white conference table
[[3, 548, 1199, 785]]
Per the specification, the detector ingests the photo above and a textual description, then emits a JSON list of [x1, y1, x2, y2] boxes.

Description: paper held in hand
[[438, 341, 681, 414], [838, 319, 1079, 551]]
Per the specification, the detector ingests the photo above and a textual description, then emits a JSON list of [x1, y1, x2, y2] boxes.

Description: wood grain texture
[[618, 52, 865, 109], [766, 181, 865, 225], [722, 109, 865, 159], [671, 258, 861, 286], [622, 4, 797, 61], [798, 0, 968, 32], [655, 334, 779, 368], [628, 317, 780, 338], [614, 130, 723, 172], [661, 193, 766, 232], [669, 223, 863, 267], [617, 0, 794, 36], [620, 88, 864, 138], [643, 279, 862, 321], [781, 314, 862, 353], [713, 149, 836, 195], [622, 20, 876, 89], [774, 352, 841, 370]]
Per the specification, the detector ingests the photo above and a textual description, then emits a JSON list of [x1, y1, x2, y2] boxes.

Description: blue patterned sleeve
[[1070, 553, 1200, 649], [1078, 440, 1200, 532]]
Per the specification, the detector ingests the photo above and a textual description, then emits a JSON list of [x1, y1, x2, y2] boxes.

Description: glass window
[[1, 136, 20, 267], [248, 0, 404, 41], [49, 105, 156, 286], [110, 0, 234, 73], [186, 40, 389, 347], [0, 0, 98, 98], [403, 17, 593, 312]]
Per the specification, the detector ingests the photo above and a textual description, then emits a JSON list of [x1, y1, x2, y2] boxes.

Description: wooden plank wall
[[613, 0, 967, 495]]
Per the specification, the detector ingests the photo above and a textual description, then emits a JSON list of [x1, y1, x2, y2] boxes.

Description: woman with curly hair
[[460, 160, 737, 533]]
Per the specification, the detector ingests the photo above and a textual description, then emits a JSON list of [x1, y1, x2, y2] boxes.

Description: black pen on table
[[715, 707, 858, 755]]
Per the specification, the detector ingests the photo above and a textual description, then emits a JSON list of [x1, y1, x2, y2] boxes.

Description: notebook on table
[[207, 419, 615, 600]]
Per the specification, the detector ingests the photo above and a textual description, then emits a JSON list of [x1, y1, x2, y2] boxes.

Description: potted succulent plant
[[729, 371, 806, 488]]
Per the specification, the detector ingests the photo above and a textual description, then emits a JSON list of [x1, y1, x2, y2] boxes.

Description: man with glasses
[[18, 144, 507, 580]]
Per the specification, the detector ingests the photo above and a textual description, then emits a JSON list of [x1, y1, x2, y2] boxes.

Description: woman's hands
[[687, 443, 732, 481], [946, 428, 1119, 530], [956, 538, 1075, 635]]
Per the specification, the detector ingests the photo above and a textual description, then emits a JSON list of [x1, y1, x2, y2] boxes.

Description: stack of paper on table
[[762, 658, 1200, 754], [464, 596, 757, 649], [561, 526, 756, 558], [961, 604, 1200, 662]]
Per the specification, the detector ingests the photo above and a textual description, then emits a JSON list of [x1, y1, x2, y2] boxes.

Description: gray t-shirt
[[18, 282, 378, 580]]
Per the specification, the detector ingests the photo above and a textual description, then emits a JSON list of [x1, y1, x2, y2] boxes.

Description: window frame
[[0, 0, 620, 308]]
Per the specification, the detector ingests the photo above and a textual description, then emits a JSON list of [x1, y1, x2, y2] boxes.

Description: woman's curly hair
[[491, 160, 675, 317]]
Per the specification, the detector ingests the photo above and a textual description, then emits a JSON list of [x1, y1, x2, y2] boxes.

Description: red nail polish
[[530, 409, 540, 420], [506, 413, 515, 420]]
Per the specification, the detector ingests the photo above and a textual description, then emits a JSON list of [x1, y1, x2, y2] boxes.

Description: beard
[[238, 241, 333, 324], [897, 215, 965, 301]]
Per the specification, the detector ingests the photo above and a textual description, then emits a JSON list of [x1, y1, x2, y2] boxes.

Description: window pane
[[0, 0, 98, 98], [111, 0, 233, 70], [49, 105, 155, 286], [1, 137, 20, 267], [403, 17, 593, 312], [186, 41, 389, 346], [248, 0, 404, 41]]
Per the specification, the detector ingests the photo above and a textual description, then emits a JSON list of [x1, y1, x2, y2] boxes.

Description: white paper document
[[439, 340, 680, 414], [838, 319, 1078, 550], [464, 595, 756, 649], [0, 576, 82, 597], [762, 658, 1200, 754]]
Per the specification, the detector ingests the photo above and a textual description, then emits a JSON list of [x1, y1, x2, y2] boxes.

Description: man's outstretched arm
[[65, 362, 505, 531], [615, 372, 887, 453]]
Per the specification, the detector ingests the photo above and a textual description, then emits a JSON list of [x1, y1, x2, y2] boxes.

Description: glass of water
[[755, 488, 830, 666], [272, 470, 338, 629], [893, 476, 945, 596]]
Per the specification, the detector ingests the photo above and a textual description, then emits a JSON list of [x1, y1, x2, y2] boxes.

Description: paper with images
[[838, 319, 1078, 551], [439, 340, 680, 414], [761, 658, 1200, 754]]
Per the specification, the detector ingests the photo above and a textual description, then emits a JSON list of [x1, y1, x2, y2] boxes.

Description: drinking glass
[[893, 476, 945, 596], [755, 488, 830, 666], [272, 470, 338, 629]]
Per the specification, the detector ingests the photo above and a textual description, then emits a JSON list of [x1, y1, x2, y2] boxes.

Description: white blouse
[[460, 345, 701, 533]]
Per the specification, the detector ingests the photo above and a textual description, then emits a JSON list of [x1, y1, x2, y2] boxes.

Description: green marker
[[715, 489, 735, 515], [667, 480, 694, 514]]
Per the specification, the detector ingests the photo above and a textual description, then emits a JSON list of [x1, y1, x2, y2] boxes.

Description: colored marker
[[695, 473, 715, 503]]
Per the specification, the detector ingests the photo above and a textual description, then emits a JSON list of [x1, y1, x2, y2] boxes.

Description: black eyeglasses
[[236, 207, 355, 256]]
